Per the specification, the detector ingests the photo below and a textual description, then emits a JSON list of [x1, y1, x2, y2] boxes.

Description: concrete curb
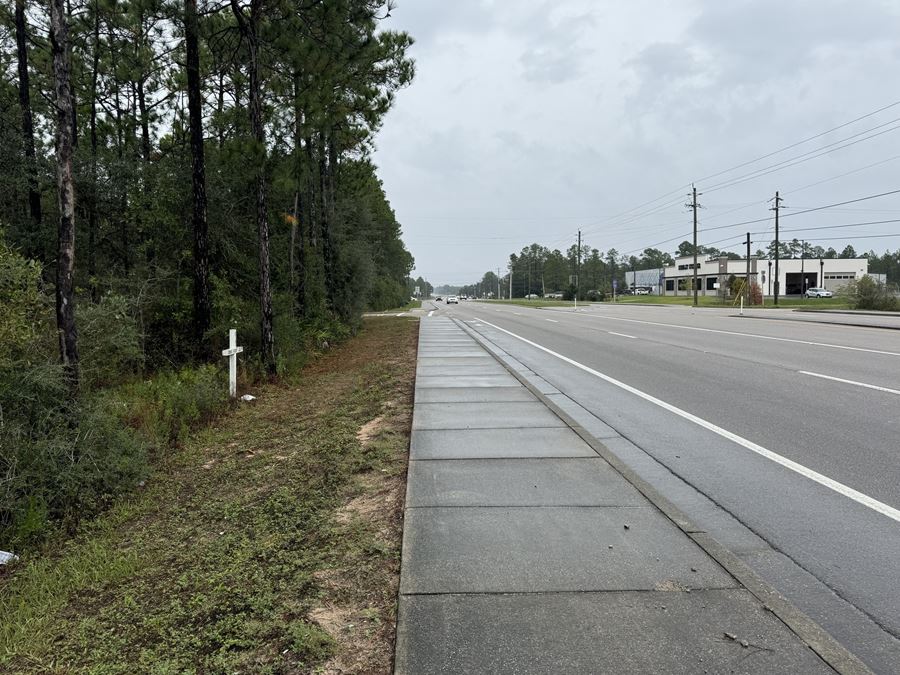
[[454, 317, 872, 675], [735, 313, 900, 331]]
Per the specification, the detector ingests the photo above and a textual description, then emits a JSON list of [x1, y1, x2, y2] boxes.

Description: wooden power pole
[[771, 191, 783, 306], [745, 232, 752, 304], [687, 185, 702, 306]]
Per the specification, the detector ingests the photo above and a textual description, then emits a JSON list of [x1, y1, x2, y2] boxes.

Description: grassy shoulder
[[0, 317, 418, 674], [604, 295, 851, 309], [477, 298, 578, 308], [374, 299, 421, 313]]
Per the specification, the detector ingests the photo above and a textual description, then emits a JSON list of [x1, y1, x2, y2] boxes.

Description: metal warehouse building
[[661, 255, 869, 297]]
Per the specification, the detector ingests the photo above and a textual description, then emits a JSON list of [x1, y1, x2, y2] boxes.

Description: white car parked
[[804, 287, 833, 298]]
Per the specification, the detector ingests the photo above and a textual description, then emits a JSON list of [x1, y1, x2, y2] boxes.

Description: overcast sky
[[372, 0, 900, 285]]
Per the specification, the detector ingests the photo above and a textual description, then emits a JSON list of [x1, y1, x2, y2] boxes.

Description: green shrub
[[0, 396, 147, 548], [142, 281, 195, 367], [844, 276, 899, 311], [288, 622, 336, 664], [79, 292, 145, 388], [117, 364, 228, 448], [367, 275, 407, 311], [0, 236, 49, 367]]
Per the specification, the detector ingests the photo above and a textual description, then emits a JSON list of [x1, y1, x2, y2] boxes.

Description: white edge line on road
[[545, 318, 559, 323], [608, 331, 636, 339], [573, 312, 900, 357], [799, 370, 900, 396], [474, 317, 900, 524]]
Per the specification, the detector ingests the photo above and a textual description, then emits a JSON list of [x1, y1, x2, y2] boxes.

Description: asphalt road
[[424, 299, 900, 673]]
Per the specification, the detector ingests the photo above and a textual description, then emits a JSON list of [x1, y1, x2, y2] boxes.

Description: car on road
[[635, 287, 650, 295], [804, 287, 833, 298], [435, 296, 442, 301], [447, 295, 459, 304]]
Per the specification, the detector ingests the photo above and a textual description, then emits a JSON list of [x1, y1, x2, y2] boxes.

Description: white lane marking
[[514, 312, 523, 316], [475, 317, 900, 524], [799, 371, 900, 396], [545, 318, 559, 323], [575, 312, 900, 357], [608, 331, 636, 339], [428, 310, 434, 317]]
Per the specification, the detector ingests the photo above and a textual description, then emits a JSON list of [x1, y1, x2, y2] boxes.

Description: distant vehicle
[[546, 292, 564, 299], [447, 295, 459, 304], [804, 287, 833, 298], [525, 293, 539, 299], [635, 287, 650, 295], [435, 296, 443, 301], [460, 295, 468, 300], [620, 288, 634, 295]]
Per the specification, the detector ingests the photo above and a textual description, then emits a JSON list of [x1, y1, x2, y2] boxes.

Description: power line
[[798, 233, 900, 242], [575, 99, 900, 239], [692, 99, 900, 185], [703, 119, 900, 194], [785, 154, 900, 194], [760, 218, 900, 235], [688, 187, 900, 236]]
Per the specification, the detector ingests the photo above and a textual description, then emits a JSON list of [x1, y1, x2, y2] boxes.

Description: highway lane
[[427, 299, 900, 672], [447, 302, 900, 505]]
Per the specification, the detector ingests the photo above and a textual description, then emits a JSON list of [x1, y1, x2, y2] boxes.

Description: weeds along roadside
[[1, 241, 363, 553], [0, 316, 418, 673]]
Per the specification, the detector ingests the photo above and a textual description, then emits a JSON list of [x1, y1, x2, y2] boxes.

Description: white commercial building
[[662, 255, 869, 297], [625, 268, 665, 295]]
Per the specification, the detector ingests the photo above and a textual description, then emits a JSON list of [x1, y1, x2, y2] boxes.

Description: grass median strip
[[0, 317, 418, 674]]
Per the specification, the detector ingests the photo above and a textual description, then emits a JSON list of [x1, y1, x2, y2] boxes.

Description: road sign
[[612, 279, 618, 290]]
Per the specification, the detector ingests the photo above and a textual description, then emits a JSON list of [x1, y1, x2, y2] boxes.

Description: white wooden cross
[[222, 329, 244, 398]]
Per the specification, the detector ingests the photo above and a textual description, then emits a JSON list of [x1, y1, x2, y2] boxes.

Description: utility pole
[[771, 191, 783, 305], [745, 232, 752, 305], [496, 267, 501, 299], [509, 264, 512, 300], [577, 229, 582, 297], [687, 185, 702, 307]]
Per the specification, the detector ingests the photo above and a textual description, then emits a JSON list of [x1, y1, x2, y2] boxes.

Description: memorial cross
[[222, 329, 244, 398]]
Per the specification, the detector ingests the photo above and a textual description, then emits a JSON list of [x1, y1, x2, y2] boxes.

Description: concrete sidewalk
[[394, 316, 865, 674]]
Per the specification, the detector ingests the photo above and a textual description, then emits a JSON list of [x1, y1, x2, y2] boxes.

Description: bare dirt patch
[[357, 415, 385, 445]]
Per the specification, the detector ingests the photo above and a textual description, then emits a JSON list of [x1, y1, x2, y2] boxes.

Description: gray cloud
[[376, 1, 900, 283]]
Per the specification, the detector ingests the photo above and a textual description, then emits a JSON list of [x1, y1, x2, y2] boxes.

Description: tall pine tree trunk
[[232, 0, 275, 375], [186, 0, 211, 353], [50, 0, 79, 391], [291, 75, 306, 318], [318, 132, 334, 309], [87, 3, 100, 298], [15, 0, 42, 257], [111, 49, 130, 272]]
